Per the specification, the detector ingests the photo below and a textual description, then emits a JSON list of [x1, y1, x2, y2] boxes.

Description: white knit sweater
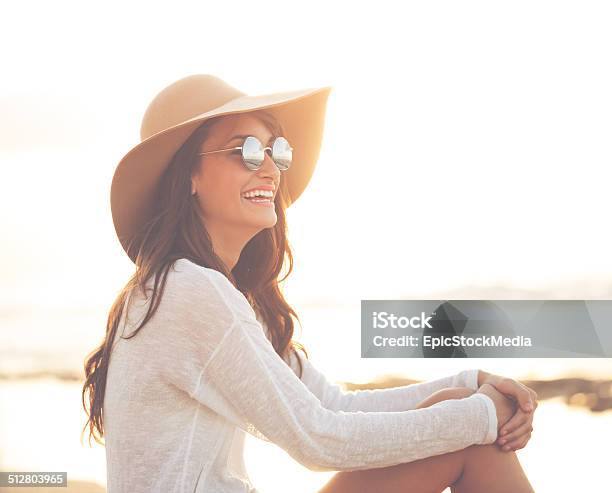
[[103, 258, 498, 493]]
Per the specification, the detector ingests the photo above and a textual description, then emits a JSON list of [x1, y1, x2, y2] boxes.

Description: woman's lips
[[242, 196, 274, 207]]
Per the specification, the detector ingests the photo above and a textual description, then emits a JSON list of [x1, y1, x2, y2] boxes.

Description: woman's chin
[[241, 214, 277, 230], [241, 199, 277, 224]]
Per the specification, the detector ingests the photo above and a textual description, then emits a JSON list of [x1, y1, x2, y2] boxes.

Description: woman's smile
[[241, 185, 276, 207]]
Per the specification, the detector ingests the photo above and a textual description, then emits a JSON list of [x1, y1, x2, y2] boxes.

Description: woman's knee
[[462, 442, 516, 461], [459, 442, 523, 474]]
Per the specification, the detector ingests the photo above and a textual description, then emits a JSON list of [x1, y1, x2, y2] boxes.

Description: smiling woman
[[81, 74, 535, 493], [81, 74, 332, 492]]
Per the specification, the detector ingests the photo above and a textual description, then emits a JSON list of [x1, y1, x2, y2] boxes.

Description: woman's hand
[[478, 371, 538, 452], [496, 407, 534, 452], [476, 383, 516, 432]]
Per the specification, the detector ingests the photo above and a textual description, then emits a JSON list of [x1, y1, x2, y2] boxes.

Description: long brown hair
[[81, 110, 309, 446]]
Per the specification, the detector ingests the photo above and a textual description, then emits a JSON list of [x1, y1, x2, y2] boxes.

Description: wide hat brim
[[111, 83, 332, 264]]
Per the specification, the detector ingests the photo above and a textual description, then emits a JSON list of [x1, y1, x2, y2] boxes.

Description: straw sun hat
[[110, 74, 333, 263]]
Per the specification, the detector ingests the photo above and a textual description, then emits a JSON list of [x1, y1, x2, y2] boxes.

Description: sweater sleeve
[[288, 349, 481, 413], [159, 260, 498, 472]]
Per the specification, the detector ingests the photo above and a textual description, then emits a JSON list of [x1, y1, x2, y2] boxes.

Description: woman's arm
[[288, 349, 483, 413], [414, 387, 476, 409], [157, 261, 499, 473]]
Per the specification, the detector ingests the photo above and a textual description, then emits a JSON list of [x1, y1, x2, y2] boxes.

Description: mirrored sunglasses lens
[[242, 136, 264, 170], [272, 137, 292, 170]]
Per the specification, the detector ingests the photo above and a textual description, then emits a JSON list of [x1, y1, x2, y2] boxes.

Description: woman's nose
[[258, 150, 281, 179]]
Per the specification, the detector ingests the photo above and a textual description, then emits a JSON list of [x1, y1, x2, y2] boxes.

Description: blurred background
[[1, 1, 611, 491]]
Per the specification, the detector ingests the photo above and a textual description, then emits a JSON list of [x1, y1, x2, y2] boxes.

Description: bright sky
[[1, 1, 612, 309]]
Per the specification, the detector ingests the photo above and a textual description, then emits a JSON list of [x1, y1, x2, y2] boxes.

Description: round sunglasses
[[197, 135, 293, 171]]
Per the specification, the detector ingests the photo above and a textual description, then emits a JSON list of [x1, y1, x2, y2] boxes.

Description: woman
[[82, 74, 537, 493]]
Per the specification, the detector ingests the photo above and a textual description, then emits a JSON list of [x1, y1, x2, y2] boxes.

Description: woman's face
[[191, 113, 281, 246]]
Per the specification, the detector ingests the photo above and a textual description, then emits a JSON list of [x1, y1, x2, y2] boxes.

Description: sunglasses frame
[[197, 135, 293, 171]]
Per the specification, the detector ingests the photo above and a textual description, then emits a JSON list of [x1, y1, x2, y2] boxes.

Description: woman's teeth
[[242, 190, 274, 204], [241, 195, 273, 206]]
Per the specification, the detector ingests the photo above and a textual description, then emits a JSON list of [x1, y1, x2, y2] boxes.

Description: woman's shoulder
[[167, 257, 234, 294], [167, 258, 257, 321]]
